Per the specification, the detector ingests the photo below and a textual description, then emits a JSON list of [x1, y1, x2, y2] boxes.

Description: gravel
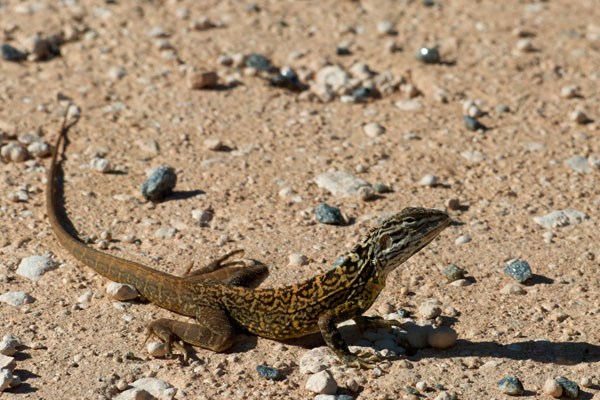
[[314, 203, 344, 225], [496, 376, 524, 396], [533, 209, 589, 228], [504, 259, 532, 283], [141, 166, 177, 201], [555, 377, 579, 399], [256, 365, 281, 380], [314, 171, 372, 197]]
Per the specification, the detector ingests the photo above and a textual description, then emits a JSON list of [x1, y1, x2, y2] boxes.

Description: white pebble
[[580, 377, 592, 388], [1, 142, 28, 162], [77, 291, 93, 303], [0, 354, 16, 370], [288, 253, 308, 267], [377, 21, 394, 35], [191, 209, 212, 225], [107, 66, 126, 80], [0, 336, 21, 356], [305, 370, 337, 395], [0, 292, 35, 306], [90, 157, 111, 173], [516, 39, 535, 52], [419, 301, 442, 319], [0, 369, 14, 392], [204, 138, 223, 151], [363, 122, 385, 138], [560, 85, 579, 99], [16, 255, 57, 281], [27, 141, 51, 157], [569, 110, 589, 124], [543, 378, 562, 398], [106, 282, 139, 301], [147, 342, 167, 358], [501, 284, 526, 295], [416, 381, 428, 391], [419, 174, 438, 186], [455, 235, 471, 244]]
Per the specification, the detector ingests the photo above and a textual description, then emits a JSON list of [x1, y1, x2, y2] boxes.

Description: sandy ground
[[1, 0, 599, 399]]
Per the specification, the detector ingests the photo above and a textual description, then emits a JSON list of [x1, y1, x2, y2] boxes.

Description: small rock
[[0, 336, 21, 356], [106, 282, 139, 301], [363, 122, 385, 138], [516, 39, 535, 52], [377, 21, 395, 35], [0, 368, 14, 392], [1, 43, 26, 62], [0, 292, 34, 306], [270, 68, 307, 92], [16, 255, 57, 281], [543, 378, 563, 398], [416, 381, 428, 392], [455, 235, 471, 245], [395, 99, 422, 111], [256, 365, 281, 380], [77, 291, 93, 303], [404, 323, 432, 349], [504, 260, 532, 283], [463, 116, 486, 131], [415, 47, 440, 64], [460, 150, 487, 163], [188, 71, 218, 89], [501, 284, 526, 295], [316, 65, 350, 94], [147, 342, 166, 358], [497, 376, 524, 396], [1, 142, 28, 162], [314, 171, 371, 197], [288, 253, 308, 267], [565, 156, 592, 173], [306, 370, 337, 395], [107, 66, 126, 80], [555, 377, 579, 399], [90, 157, 111, 173], [533, 209, 589, 228], [114, 377, 174, 400], [569, 110, 589, 124], [443, 264, 465, 282], [246, 53, 272, 71], [445, 197, 460, 210], [373, 184, 392, 193], [0, 354, 16, 370], [419, 174, 438, 186], [357, 186, 375, 201], [580, 377, 592, 388], [299, 347, 338, 374], [560, 85, 580, 99], [427, 326, 457, 349], [146, 26, 166, 38], [203, 138, 223, 151], [314, 203, 344, 225], [155, 227, 177, 239], [191, 209, 212, 225], [27, 141, 51, 158], [419, 301, 442, 319], [141, 166, 177, 201]]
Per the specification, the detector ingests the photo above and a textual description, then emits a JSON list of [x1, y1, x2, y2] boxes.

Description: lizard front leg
[[318, 310, 382, 369], [146, 305, 235, 361]]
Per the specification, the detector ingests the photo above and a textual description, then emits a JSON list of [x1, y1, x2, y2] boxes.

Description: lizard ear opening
[[379, 234, 392, 250]]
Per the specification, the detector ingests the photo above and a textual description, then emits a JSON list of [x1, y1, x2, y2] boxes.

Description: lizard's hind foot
[[145, 319, 190, 362]]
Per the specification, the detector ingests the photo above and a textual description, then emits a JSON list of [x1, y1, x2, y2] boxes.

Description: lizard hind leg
[[145, 307, 235, 361], [183, 249, 246, 278]]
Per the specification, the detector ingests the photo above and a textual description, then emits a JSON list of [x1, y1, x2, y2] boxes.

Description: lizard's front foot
[[145, 319, 189, 362], [342, 350, 383, 369]]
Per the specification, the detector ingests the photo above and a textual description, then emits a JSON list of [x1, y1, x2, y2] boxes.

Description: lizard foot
[[354, 315, 402, 333], [342, 350, 383, 369], [145, 319, 189, 362]]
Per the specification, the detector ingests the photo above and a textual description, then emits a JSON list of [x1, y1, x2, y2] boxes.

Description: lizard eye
[[403, 217, 417, 225]]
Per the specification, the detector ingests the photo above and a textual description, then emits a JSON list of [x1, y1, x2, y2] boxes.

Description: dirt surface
[[1, 0, 599, 399]]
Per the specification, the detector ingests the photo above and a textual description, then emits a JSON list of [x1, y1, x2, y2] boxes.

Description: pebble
[[516, 39, 535, 52], [0, 336, 21, 356], [77, 291, 93, 303], [418, 301, 442, 319], [565, 155, 592, 173], [377, 21, 395, 35], [90, 157, 111, 173], [569, 110, 589, 124], [543, 231, 555, 243], [349, 62, 373, 80], [107, 66, 126, 80], [106, 282, 139, 301], [373, 183, 392, 193], [419, 174, 438, 186], [256, 365, 281, 380], [16, 255, 57, 281], [299, 347, 338, 374], [460, 150, 487, 163], [141, 166, 177, 201], [363, 122, 385, 137], [0, 292, 35, 306], [427, 326, 458, 349], [501, 284, 526, 295], [23, 33, 52, 61], [314, 203, 344, 225], [147, 342, 166, 358], [395, 99, 423, 111], [245, 53, 272, 71], [288, 253, 308, 267], [543, 378, 563, 398], [415, 47, 440, 64], [1, 369, 15, 392], [434, 392, 452, 400], [314, 171, 372, 197], [580, 377, 592, 388], [496, 376, 524, 396], [445, 197, 460, 210], [188, 71, 218, 89], [533, 209, 589, 228], [155, 227, 177, 239], [504, 259, 532, 283], [305, 370, 337, 395], [555, 377, 579, 399], [454, 235, 471, 245], [443, 264, 465, 282], [270, 68, 307, 92], [190, 16, 214, 31], [357, 186, 375, 201], [416, 381, 428, 392], [192, 209, 213, 226], [560, 85, 580, 99], [146, 26, 166, 38], [27, 141, 51, 158], [1, 142, 28, 162], [0, 354, 16, 370], [114, 377, 174, 400], [315, 395, 353, 400], [204, 138, 223, 151], [463, 115, 486, 131], [316, 65, 350, 94], [1, 43, 26, 62]]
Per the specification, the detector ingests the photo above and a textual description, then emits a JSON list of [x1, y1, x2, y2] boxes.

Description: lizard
[[47, 108, 451, 368]]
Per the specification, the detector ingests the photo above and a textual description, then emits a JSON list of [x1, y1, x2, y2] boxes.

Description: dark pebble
[[415, 47, 440, 64], [270, 68, 307, 92], [396, 309, 410, 318], [497, 376, 524, 396], [504, 260, 532, 283], [463, 115, 486, 131], [246, 53, 272, 71], [443, 264, 466, 282], [496, 105, 510, 114], [556, 377, 579, 399], [336, 46, 352, 56], [314, 203, 344, 225], [406, 386, 418, 395], [373, 183, 392, 193], [352, 87, 378, 102], [141, 166, 177, 201], [1, 43, 26, 62], [256, 365, 281, 380], [422, 0, 435, 6]]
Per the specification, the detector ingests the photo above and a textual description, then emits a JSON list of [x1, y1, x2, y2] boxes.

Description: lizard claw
[[343, 350, 384, 369]]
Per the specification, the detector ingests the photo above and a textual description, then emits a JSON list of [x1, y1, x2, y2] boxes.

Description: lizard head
[[368, 207, 451, 276]]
